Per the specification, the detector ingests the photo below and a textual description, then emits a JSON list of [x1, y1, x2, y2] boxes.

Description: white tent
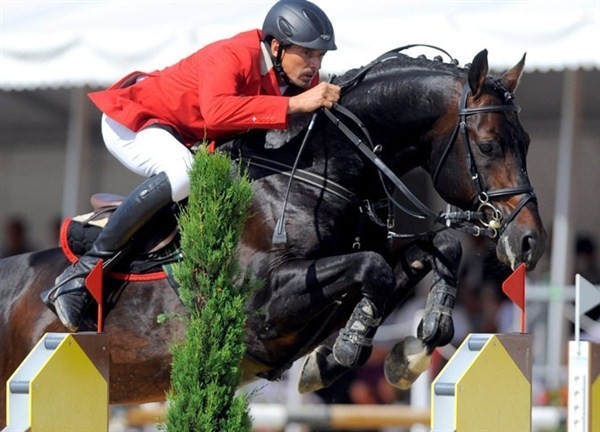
[[1, 0, 598, 90], [1, 0, 599, 389]]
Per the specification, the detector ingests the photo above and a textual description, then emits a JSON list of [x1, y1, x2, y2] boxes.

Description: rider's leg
[[42, 116, 193, 331]]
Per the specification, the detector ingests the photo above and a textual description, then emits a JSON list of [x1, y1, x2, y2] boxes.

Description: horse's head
[[430, 49, 546, 270]]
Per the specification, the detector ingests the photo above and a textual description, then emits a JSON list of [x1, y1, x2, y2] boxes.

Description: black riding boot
[[332, 297, 382, 368], [42, 172, 173, 332]]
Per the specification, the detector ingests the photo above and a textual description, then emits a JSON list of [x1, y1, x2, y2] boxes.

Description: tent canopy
[[1, 0, 599, 90]]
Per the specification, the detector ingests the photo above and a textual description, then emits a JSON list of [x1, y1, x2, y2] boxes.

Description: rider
[[42, 0, 341, 332]]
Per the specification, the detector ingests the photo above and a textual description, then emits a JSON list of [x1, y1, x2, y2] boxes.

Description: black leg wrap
[[419, 274, 456, 348], [419, 232, 460, 349], [332, 297, 382, 368]]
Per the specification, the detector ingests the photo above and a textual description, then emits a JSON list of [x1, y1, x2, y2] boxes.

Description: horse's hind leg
[[384, 231, 462, 389]]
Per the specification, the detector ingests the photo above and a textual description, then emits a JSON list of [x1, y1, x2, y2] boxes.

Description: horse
[[0, 48, 546, 425]]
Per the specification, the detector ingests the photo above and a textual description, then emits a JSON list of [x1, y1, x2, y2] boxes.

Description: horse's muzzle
[[497, 222, 546, 271]]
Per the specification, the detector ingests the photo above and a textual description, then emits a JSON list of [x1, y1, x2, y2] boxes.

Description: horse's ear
[[468, 49, 489, 98], [500, 53, 526, 93]]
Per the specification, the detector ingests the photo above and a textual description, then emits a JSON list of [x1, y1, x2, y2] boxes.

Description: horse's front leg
[[384, 230, 462, 389], [254, 251, 395, 393], [302, 281, 391, 392]]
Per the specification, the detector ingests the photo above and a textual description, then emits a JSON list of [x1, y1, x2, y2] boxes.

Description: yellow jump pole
[[4, 332, 109, 432], [431, 333, 533, 432]]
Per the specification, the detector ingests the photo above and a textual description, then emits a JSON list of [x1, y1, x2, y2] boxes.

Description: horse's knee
[[432, 232, 462, 268], [355, 251, 394, 296]]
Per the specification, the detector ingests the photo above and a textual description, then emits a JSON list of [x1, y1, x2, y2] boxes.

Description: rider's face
[[270, 40, 326, 88]]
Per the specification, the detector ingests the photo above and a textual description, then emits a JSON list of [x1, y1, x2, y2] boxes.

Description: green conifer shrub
[[165, 147, 253, 432]]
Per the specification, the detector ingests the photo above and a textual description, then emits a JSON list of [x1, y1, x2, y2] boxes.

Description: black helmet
[[262, 0, 337, 51]]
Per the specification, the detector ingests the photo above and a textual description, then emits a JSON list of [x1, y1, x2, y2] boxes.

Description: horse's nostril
[[522, 234, 536, 254], [520, 230, 546, 269]]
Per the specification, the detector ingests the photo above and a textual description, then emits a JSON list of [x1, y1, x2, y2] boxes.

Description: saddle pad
[[59, 217, 170, 282]]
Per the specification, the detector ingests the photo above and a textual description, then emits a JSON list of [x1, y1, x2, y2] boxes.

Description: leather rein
[[320, 81, 536, 240], [265, 46, 536, 244]]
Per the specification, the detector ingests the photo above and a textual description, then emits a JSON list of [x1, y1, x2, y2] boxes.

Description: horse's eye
[[478, 142, 494, 154]]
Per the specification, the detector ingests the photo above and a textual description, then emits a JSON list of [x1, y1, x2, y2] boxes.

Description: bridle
[[430, 82, 537, 238], [319, 81, 536, 240]]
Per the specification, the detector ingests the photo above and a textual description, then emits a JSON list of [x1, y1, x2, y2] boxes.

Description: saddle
[[59, 193, 182, 283]]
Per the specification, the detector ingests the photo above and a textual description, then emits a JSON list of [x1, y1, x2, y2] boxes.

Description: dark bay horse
[[0, 49, 545, 425]]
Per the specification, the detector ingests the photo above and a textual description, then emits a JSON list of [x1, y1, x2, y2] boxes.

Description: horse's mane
[[337, 51, 513, 105], [337, 52, 468, 88]]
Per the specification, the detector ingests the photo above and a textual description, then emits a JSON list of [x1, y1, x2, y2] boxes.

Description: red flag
[[85, 259, 104, 304], [502, 263, 526, 332], [85, 259, 104, 333]]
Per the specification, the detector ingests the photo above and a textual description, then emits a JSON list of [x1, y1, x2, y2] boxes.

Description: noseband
[[431, 82, 536, 238]]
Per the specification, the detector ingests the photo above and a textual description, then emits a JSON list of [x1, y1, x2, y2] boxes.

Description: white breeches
[[101, 114, 194, 202]]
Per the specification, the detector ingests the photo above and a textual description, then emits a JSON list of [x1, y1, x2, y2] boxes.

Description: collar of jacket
[[260, 41, 284, 96]]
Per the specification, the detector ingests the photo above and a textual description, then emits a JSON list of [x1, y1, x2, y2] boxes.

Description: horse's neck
[[341, 71, 458, 174]]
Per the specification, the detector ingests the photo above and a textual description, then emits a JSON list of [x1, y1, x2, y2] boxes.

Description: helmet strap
[[274, 44, 292, 86]]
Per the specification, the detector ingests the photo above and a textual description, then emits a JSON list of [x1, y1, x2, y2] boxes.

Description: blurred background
[[1, 1, 599, 431]]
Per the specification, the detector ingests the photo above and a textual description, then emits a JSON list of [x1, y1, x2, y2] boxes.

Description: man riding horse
[[43, 0, 392, 370], [1, 16, 547, 418]]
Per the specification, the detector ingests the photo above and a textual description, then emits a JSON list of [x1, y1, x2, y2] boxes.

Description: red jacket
[[88, 30, 319, 145]]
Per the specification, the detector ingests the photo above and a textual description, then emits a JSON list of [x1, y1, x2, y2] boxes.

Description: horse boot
[[41, 172, 173, 332], [332, 296, 382, 368]]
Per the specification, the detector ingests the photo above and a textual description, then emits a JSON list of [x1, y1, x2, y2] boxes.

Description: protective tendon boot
[[332, 297, 382, 368], [41, 172, 173, 332]]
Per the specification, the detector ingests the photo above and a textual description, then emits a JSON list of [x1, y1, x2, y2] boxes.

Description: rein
[[268, 46, 535, 244], [319, 82, 535, 240], [270, 45, 456, 245]]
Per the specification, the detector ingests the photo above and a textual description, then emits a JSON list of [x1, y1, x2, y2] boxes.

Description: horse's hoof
[[298, 345, 349, 394], [298, 346, 329, 393], [384, 336, 431, 390]]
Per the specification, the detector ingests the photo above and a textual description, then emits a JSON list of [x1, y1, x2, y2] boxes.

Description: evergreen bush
[[165, 147, 253, 432]]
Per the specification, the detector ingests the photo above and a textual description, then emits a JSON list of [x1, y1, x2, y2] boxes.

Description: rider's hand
[[287, 82, 341, 114]]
